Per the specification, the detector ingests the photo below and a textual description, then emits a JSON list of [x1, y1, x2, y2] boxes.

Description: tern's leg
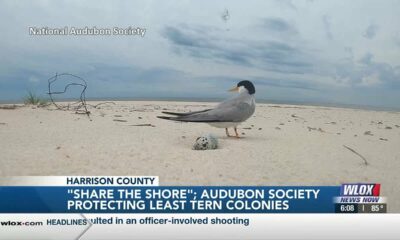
[[225, 128, 231, 137], [234, 127, 240, 138]]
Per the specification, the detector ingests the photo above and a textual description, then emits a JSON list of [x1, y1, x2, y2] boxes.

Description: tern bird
[[157, 80, 256, 138]]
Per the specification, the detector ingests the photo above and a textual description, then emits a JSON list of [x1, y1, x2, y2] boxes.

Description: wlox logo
[[1, 220, 43, 226], [340, 183, 380, 196]]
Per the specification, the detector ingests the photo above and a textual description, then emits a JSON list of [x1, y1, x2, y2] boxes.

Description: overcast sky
[[0, 0, 399, 108]]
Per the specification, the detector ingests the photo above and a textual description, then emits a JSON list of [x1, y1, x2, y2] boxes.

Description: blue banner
[[0, 186, 340, 213]]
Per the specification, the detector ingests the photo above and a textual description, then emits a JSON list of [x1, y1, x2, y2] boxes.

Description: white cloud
[[28, 76, 40, 83], [360, 73, 381, 86]]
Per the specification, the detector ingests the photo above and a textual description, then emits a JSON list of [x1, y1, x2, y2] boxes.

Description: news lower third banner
[[0, 176, 387, 214]]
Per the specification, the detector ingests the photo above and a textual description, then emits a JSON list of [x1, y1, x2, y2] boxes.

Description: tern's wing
[[157, 101, 254, 123]]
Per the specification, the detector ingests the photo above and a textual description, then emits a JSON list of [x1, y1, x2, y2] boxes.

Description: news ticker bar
[[0, 214, 399, 240]]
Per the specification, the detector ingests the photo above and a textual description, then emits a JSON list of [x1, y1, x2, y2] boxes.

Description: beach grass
[[23, 91, 48, 106]]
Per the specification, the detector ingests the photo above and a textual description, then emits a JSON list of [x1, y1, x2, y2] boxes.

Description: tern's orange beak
[[228, 86, 239, 92]]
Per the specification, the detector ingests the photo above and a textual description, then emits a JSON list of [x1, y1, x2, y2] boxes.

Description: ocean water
[[1, 96, 399, 112]]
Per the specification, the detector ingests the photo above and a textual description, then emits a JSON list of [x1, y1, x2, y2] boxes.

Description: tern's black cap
[[237, 80, 255, 94]]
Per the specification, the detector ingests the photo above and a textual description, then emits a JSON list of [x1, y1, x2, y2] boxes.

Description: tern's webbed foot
[[225, 128, 242, 138]]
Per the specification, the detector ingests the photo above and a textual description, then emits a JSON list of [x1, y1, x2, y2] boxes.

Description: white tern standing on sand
[[157, 80, 256, 138]]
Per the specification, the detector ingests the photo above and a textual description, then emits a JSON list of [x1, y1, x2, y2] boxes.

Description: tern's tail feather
[[160, 111, 189, 116], [157, 116, 201, 122], [157, 116, 177, 120], [157, 115, 223, 123], [161, 109, 212, 116]]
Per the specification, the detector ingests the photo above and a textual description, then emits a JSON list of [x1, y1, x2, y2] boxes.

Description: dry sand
[[0, 101, 399, 211]]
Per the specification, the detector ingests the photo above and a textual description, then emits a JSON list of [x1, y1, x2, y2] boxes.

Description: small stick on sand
[[129, 124, 155, 127], [291, 114, 305, 120], [113, 119, 128, 122], [343, 145, 368, 166], [91, 102, 116, 108]]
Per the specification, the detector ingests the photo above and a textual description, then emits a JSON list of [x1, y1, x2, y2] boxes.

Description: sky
[[0, 0, 399, 109]]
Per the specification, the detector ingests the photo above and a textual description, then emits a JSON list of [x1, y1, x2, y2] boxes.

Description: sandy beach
[[0, 101, 399, 211]]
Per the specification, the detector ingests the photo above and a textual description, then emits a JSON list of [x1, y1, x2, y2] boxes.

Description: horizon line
[[1, 96, 399, 112]]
